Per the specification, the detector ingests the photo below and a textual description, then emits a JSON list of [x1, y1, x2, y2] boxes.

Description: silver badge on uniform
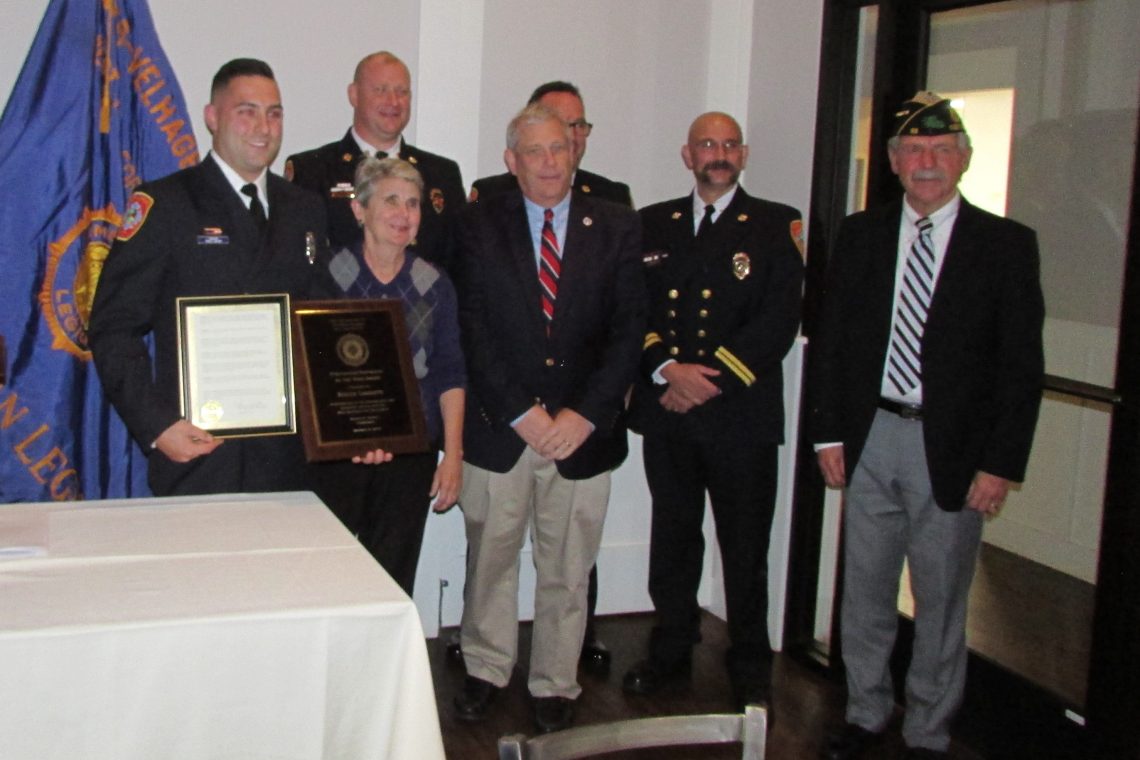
[[304, 232, 317, 264], [732, 252, 751, 280]]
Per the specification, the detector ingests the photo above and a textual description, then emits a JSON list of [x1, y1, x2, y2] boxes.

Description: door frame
[[786, 0, 1140, 755]]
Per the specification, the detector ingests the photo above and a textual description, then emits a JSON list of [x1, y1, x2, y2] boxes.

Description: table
[[0, 491, 445, 760]]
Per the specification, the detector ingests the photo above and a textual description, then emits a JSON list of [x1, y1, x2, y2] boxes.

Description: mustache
[[702, 160, 736, 173]]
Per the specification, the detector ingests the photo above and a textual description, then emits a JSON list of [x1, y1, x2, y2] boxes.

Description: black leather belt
[[878, 397, 923, 420]]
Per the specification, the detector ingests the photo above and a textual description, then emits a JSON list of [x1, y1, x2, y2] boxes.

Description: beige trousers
[[459, 447, 610, 698]]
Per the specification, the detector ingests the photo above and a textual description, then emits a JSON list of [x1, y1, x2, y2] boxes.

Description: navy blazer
[[808, 198, 1045, 510], [456, 188, 646, 478]]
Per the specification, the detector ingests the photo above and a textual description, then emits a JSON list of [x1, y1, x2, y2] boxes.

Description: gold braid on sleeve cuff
[[714, 346, 756, 386]]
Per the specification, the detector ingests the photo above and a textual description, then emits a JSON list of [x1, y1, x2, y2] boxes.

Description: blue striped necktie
[[887, 215, 935, 395]]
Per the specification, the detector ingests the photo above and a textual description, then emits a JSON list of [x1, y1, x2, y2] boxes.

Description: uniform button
[[668, 329, 676, 337], [545, 358, 555, 367], [702, 289, 712, 299], [697, 329, 706, 338], [669, 346, 680, 356], [668, 310, 677, 318], [699, 309, 709, 318], [668, 289, 680, 300], [697, 349, 706, 357]]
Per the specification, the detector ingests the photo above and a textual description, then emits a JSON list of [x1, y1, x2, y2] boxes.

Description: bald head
[[682, 111, 748, 203], [349, 51, 412, 150], [353, 51, 409, 84], [687, 111, 741, 144]]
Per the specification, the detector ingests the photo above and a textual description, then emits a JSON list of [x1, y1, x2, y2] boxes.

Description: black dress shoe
[[580, 637, 611, 673], [622, 658, 691, 695], [820, 723, 885, 760], [904, 748, 948, 759], [454, 676, 499, 722], [533, 696, 575, 733]]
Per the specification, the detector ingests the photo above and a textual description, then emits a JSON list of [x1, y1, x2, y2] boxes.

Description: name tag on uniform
[[329, 182, 355, 199], [197, 226, 229, 245]]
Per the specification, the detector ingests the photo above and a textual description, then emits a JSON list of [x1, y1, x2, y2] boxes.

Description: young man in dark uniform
[[89, 58, 333, 496]]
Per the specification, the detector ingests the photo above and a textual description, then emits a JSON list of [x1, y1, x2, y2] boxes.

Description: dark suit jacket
[[457, 188, 646, 478], [470, 167, 633, 208], [807, 197, 1045, 510], [285, 130, 465, 273], [629, 189, 804, 444], [89, 155, 335, 495]]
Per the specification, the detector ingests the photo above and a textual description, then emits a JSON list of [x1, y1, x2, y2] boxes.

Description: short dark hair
[[527, 81, 581, 106], [211, 58, 275, 100]]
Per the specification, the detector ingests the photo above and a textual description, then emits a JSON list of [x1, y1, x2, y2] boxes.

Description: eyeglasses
[[694, 139, 743, 152], [568, 119, 593, 135]]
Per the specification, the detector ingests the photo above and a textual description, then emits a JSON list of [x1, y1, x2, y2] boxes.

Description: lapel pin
[[342, 153, 354, 162], [737, 213, 748, 222], [671, 211, 683, 220]]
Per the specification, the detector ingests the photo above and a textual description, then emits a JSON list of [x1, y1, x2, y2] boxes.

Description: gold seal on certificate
[[291, 299, 428, 462], [176, 294, 296, 438]]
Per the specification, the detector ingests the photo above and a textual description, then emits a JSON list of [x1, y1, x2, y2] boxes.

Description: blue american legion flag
[[0, 0, 198, 502]]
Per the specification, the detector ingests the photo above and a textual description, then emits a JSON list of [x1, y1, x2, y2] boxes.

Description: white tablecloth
[[0, 491, 445, 760]]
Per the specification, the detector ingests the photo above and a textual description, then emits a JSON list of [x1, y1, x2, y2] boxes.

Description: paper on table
[[0, 509, 48, 558]]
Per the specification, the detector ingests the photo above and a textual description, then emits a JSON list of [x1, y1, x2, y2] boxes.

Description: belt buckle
[[897, 404, 922, 420]]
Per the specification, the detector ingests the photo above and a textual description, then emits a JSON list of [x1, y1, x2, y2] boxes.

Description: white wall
[[0, 0, 824, 643]]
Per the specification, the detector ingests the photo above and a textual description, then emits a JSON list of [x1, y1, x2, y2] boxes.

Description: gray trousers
[[841, 409, 983, 751]]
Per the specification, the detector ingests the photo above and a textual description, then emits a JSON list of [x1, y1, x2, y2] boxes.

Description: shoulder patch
[[790, 219, 805, 257], [117, 192, 155, 241]]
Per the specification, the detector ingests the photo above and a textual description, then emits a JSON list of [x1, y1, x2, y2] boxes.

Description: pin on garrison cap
[[892, 91, 964, 137]]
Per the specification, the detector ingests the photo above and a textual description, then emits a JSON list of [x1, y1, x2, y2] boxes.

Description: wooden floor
[[430, 612, 984, 760], [899, 542, 1095, 706]]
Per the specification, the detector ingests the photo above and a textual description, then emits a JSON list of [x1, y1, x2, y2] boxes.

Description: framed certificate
[[291, 299, 428, 462], [176, 294, 295, 437]]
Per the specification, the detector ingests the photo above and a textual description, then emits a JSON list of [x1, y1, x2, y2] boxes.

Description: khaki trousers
[[459, 448, 610, 698]]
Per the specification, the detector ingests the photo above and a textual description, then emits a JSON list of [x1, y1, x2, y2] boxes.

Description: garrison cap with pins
[[892, 91, 965, 137]]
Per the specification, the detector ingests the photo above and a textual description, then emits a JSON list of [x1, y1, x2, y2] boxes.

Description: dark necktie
[[241, 183, 267, 230], [696, 203, 715, 238], [539, 208, 560, 324], [887, 215, 936, 395]]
